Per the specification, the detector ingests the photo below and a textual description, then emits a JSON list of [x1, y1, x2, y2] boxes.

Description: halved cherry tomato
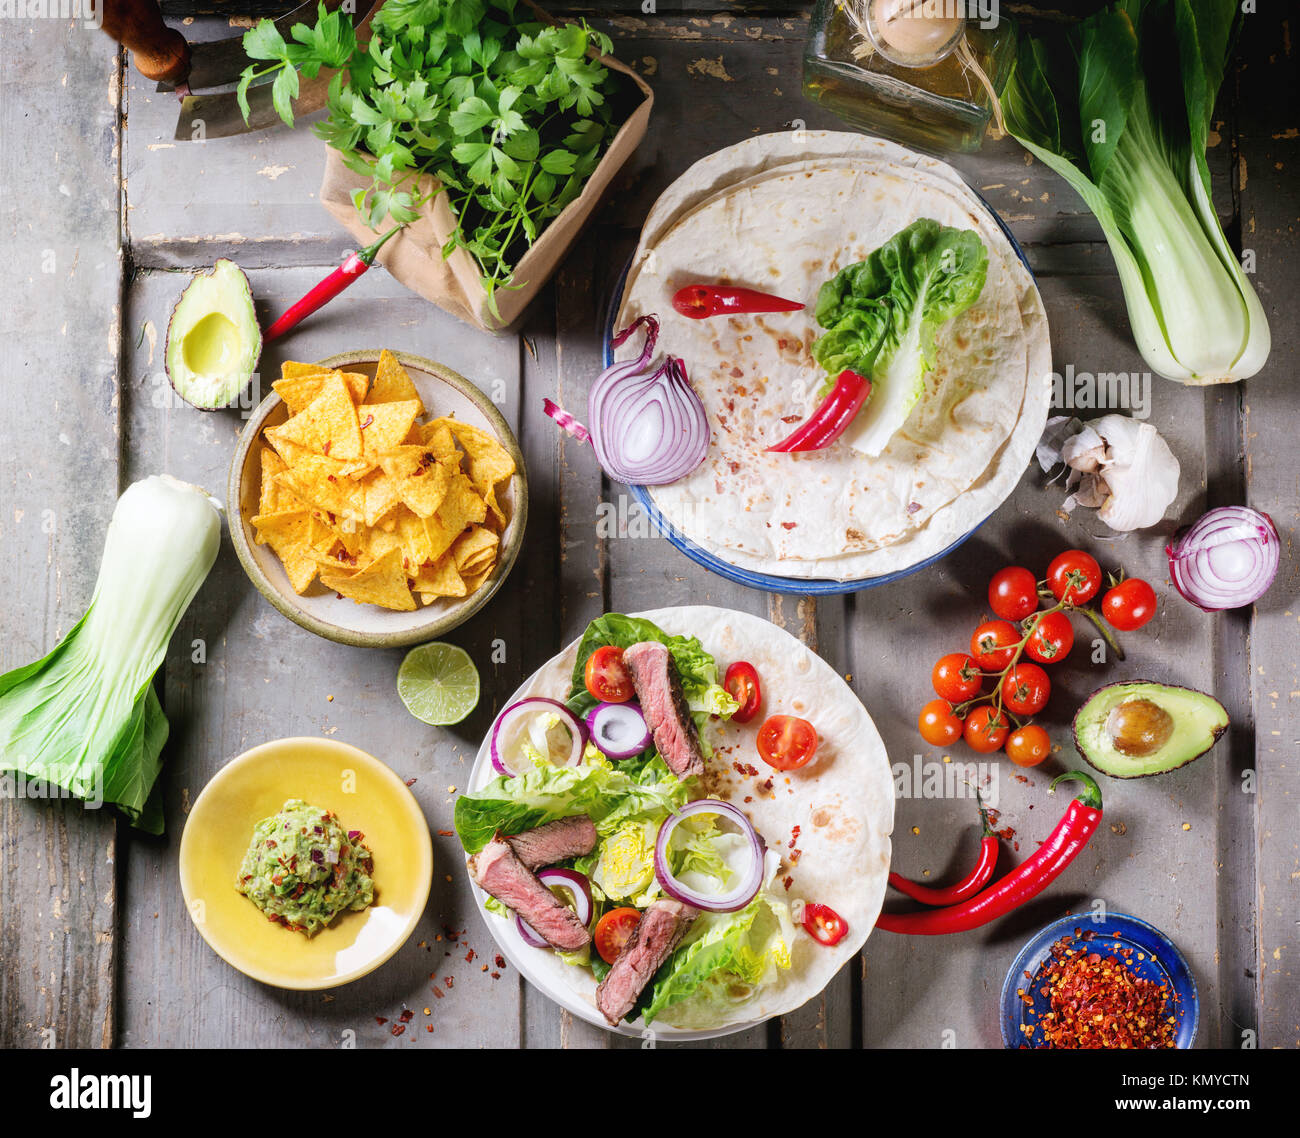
[[919, 699, 964, 746], [988, 566, 1039, 621], [963, 706, 1010, 753], [584, 645, 634, 703], [1046, 549, 1102, 604], [594, 907, 642, 964], [1102, 578, 1157, 631], [932, 653, 982, 703], [1001, 662, 1051, 716], [724, 661, 763, 723], [970, 619, 1020, 670], [801, 902, 849, 946], [756, 714, 818, 771], [1006, 724, 1052, 767], [1025, 611, 1074, 664]]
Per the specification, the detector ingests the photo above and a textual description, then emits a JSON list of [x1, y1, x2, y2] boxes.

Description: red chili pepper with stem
[[874, 772, 1103, 935], [263, 223, 403, 343], [888, 790, 998, 906], [671, 284, 804, 319], [767, 369, 871, 453]]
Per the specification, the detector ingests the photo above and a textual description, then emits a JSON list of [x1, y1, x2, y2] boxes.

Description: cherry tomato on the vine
[[1102, 578, 1158, 631], [988, 566, 1039, 621], [1046, 549, 1102, 605], [970, 620, 1020, 670], [1006, 724, 1052, 767], [1025, 611, 1074, 664], [963, 706, 1010, 753], [1001, 662, 1051, 716], [919, 699, 964, 747], [932, 653, 983, 703]]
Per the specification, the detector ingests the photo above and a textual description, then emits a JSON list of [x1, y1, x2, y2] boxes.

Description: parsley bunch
[[238, 0, 622, 311]]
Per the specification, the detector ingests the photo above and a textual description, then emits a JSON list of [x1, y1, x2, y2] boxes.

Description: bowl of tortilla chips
[[228, 349, 527, 648]]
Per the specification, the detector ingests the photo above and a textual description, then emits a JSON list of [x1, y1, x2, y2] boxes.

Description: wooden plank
[[116, 265, 527, 1046], [0, 21, 123, 1050], [1235, 3, 1300, 1051]]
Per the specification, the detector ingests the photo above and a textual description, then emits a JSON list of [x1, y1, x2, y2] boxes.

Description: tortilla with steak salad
[[455, 606, 893, 1034]]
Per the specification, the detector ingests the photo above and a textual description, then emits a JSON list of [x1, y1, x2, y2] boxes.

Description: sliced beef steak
[[468, 839, 591, 952], [595, 899, 698, 1025], [505, 814, 598, 870], [623, 640, 705, 778]]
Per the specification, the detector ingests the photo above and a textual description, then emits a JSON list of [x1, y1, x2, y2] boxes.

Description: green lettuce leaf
[[811, 218, 987, 458]]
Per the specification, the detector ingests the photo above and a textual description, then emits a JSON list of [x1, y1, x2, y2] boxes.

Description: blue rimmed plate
[[601, 189, 1036, 597], [1000, 912, 1199, 1049]]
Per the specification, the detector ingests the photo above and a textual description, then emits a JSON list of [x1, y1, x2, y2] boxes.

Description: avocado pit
[[1105, 698, 1175, 757]]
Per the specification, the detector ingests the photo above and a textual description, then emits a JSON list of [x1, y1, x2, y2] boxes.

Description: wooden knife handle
[[99, 0, 192, 86]]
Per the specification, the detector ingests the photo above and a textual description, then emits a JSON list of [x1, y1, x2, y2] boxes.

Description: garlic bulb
[[1038, 414, 1180, 532]]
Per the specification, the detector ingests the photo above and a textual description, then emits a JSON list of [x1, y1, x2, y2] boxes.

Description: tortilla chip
[[438, 418, 516, 496], [359, 469, 402, 528], [278, 454, 365, 521], [395, 507, 437, 571], [460, 563, 496, 596], [258, 446, 288, 515], [380, 446, 453, 518], [359, 399, 421, 458], [274, 370, 369, 414], [451, 525, 499, 576], [250, 510, 317, 594], [412, 554, 467, 599], [319, 548, 415, 611], [369, 349, 424, 411], [270, 375, 363, 461]]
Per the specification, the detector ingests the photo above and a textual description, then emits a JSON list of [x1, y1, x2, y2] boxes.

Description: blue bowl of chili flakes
[[1000, 913, 1199, 1049]]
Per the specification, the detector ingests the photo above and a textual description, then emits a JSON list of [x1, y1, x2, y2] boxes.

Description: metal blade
[[174, 71, 334, 140]]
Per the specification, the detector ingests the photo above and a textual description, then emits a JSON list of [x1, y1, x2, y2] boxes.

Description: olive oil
[[802, 0, 1015, 154]]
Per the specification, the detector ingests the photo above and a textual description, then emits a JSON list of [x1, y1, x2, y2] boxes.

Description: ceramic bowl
[[178, 736, 434, 990], [228, 350, 527, 648]]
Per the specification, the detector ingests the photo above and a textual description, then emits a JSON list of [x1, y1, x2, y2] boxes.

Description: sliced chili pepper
[[671, 283, 804, 319], [767, 369, 871, 453], [801, 902, 849, 946], [263, 223, 403, 343], [874, 772, 1103, 935], [888, 791, 999, 906]]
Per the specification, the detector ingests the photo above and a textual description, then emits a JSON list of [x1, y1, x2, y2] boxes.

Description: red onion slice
[[654, 799, 765, 913], [1167, 506, 1279, 612], [490, 698, 587, 778], [515, 867, 594, 948], [585, 701, 651, 759], [543, 398, 591, 446]]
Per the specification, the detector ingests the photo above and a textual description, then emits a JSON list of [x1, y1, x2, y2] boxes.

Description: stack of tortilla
[[614, 132, 1052, 582]]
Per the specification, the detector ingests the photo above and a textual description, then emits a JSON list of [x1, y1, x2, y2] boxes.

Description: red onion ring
[[654, 799, 765, 913], [490, 698, 587, 778], [585, 701, 651, 759], [515, 867, 594, 948], [1167, 506, 1279, 612]]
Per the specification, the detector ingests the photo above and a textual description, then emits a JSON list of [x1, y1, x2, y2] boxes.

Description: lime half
[[397, 642, 480, 726]]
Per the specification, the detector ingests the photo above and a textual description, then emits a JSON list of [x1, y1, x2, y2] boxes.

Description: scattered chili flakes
[[438, 829, 455, 837], [495, 955, 506, 970], [399, 1008, 414, 1023], [465, 948, 476, 963], [375, 1016, 388, 1026], [432, 987, 444, 999], [1025, 930, 1177, 1050], [391, 1024, 405, 1037]]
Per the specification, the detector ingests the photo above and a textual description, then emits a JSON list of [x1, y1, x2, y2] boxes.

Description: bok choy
[[1000, 0, 1269, 384], [0, 475, 221, 833]]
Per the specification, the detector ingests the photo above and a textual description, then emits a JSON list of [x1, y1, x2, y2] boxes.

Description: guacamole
[[236, 799, 375, 935]]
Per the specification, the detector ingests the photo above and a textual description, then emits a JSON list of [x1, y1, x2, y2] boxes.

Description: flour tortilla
[[464, 606, 893, 1037], [615, 132, 1051, 581]]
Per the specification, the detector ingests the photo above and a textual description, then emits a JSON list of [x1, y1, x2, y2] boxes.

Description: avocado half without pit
[[164, 258, 262, 410], [1073, 681, 1229, 778]]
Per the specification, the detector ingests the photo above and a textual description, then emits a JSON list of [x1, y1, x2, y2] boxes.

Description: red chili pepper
[[801, 902, 849, 946], [767, 369, 871, 453], [263, 224, 402, 343], [671, 284, 804, 319], [874, 772, 1103, 935], [888, 791, 999, 906]]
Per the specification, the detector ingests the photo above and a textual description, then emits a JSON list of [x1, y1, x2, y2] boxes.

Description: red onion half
[[516, 868, 594, 948], [1167, 507, 1279, 612], [490, 698, 586, 778], [654, 799, 765, 913]]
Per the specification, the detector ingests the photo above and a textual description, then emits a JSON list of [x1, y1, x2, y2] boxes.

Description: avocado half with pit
[[1073, 681, 1229, 778], [164, 258, 262, 410]]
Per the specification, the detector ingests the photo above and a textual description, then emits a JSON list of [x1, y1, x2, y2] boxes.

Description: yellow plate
[[179, 737, 433, 990]]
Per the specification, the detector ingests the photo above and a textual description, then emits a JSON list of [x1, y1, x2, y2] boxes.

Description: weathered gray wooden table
[[2, 2, 1296, 1049]]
